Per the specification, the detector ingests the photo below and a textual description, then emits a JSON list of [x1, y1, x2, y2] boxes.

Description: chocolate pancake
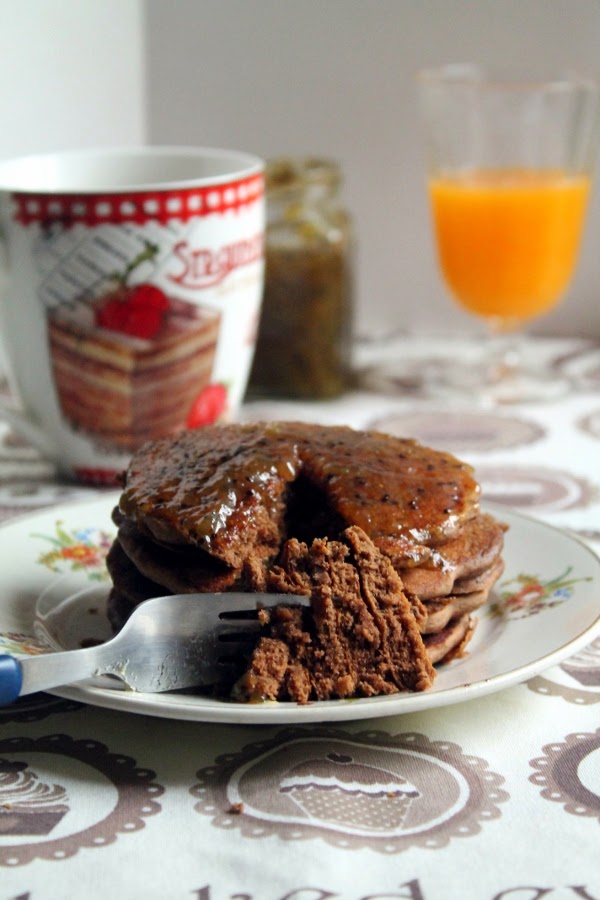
[[421, 589, 492, 635], [107, 421, 506, 700], [118, 422, 481, 568], [423, 614, 475, 665], [399, 513, 506, 599]]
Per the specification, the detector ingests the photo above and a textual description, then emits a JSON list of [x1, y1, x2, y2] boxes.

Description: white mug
[[0, 146, 265, 483]]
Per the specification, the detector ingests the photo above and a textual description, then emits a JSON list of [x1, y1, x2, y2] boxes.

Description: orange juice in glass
[[430, 169, 591, 322], [417, 65, 599, 401]]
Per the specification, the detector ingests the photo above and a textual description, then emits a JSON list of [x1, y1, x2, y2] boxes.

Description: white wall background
[[0, 0, 145, 157], [1, 0, 599, 340], [145, 0, 600, 340]]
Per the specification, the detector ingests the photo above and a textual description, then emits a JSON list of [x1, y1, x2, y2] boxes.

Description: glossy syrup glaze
[[119, 422, 480, 561]]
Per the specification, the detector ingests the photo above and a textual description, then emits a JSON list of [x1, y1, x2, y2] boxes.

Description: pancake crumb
[[227, 803, 244, 815]]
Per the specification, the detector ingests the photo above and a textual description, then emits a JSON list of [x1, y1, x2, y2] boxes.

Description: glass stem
[[486, 316, 526, 383]]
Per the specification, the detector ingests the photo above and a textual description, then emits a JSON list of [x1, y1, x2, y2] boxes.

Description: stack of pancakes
[[106, 421, 506, 700]]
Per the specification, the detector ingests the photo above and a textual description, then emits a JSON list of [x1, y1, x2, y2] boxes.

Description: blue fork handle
[[0, 655, 23, 704]]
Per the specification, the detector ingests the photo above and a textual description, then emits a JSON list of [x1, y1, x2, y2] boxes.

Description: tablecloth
[[0, 336, 599, 900]]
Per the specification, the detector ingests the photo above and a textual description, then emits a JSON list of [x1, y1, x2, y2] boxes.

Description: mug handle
[[0, 405, 58, 459], [0, 225, 58, 462]]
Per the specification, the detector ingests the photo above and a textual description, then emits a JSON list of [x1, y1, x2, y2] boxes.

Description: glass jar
[[248, 157, 354, 399]]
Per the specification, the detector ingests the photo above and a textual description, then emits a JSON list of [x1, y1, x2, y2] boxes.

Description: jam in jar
[[248, 157, 354, 399]]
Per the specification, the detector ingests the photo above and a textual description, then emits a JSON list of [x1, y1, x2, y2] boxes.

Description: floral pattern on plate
[[33, 521, 114, 581], [488, 566, 592, 619], [0, 632, 49, 656]]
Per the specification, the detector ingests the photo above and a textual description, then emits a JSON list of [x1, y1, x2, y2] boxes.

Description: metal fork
[[0, 592, 310, 704]]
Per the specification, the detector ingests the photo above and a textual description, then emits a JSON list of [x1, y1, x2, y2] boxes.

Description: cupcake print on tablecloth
[[279, 752, 420, 833], [0, 759, 69, 836]]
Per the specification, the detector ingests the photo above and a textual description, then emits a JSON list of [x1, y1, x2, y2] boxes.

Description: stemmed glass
[[397, 65, 599, 403]]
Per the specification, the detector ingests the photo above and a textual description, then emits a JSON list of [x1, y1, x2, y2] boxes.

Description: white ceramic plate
[[1, 494, 599, 724]]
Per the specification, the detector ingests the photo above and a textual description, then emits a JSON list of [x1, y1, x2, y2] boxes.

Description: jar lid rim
[[266, 157, 341, 192]]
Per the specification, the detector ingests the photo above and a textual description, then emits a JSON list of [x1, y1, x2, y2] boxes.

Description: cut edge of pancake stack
[[105, 421, 507, 703]]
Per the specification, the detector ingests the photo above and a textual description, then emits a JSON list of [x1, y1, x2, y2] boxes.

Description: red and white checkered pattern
[[12, 174, 264, 227]]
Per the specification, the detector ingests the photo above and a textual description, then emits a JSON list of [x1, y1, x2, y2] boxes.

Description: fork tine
[[213, 592, 310, 616], [197, 594, 312, 683], [217, 633, 262, 645]]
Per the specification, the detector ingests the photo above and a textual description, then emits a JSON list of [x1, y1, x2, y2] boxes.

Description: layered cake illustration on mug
[[46, 241, 222, 451], [0, 759, 69, 836]]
